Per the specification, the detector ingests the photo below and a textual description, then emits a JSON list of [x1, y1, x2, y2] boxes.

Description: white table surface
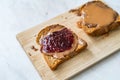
[[0, 0, 120, 80]]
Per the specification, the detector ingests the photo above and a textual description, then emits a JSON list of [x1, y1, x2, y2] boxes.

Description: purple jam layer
[[41, 28, 74, 53]]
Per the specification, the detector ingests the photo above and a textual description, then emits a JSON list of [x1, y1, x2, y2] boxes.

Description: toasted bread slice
[[36, 24, 87, 70], [71, 1, 120, 36]]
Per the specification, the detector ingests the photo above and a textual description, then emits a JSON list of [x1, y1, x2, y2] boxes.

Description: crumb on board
[[31, 45, 38, 51], [34, 35, 37, 37], [69, 8, 81, 16], [28, 53, 32, 56], [77, 21, 82, 28], [65, 17, 68, 19], [69, 9, 78, 13]]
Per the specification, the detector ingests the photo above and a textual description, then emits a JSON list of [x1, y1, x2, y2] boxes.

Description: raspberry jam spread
[[41, 28, 74, 53]]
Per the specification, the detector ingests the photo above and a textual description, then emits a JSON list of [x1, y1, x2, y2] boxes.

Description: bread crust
[[36, 24, 87, 70]]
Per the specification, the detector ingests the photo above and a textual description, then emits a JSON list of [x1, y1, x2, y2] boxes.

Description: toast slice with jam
[[36, 24, 87, 70]]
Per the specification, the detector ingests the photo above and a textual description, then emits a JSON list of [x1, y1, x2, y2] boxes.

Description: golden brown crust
[[36, 24, 87, 70], [77, 22, 120, 36], [43, 54, 69, 70]]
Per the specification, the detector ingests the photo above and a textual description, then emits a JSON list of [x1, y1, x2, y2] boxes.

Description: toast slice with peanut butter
[[75, 1, 120, 36], [36, 24, 87, 70]]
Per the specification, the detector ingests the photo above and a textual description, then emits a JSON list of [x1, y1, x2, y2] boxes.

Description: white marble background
[[0, 0, 120, 80]]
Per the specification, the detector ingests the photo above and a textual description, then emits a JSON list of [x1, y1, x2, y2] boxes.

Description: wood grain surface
[[16, 10, 120, 80]]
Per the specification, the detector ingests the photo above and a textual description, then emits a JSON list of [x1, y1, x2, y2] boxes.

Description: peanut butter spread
[[80, 1, 118, 28]]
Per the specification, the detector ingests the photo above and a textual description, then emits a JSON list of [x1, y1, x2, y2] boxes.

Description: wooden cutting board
[[16, 7, 120, 80]]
